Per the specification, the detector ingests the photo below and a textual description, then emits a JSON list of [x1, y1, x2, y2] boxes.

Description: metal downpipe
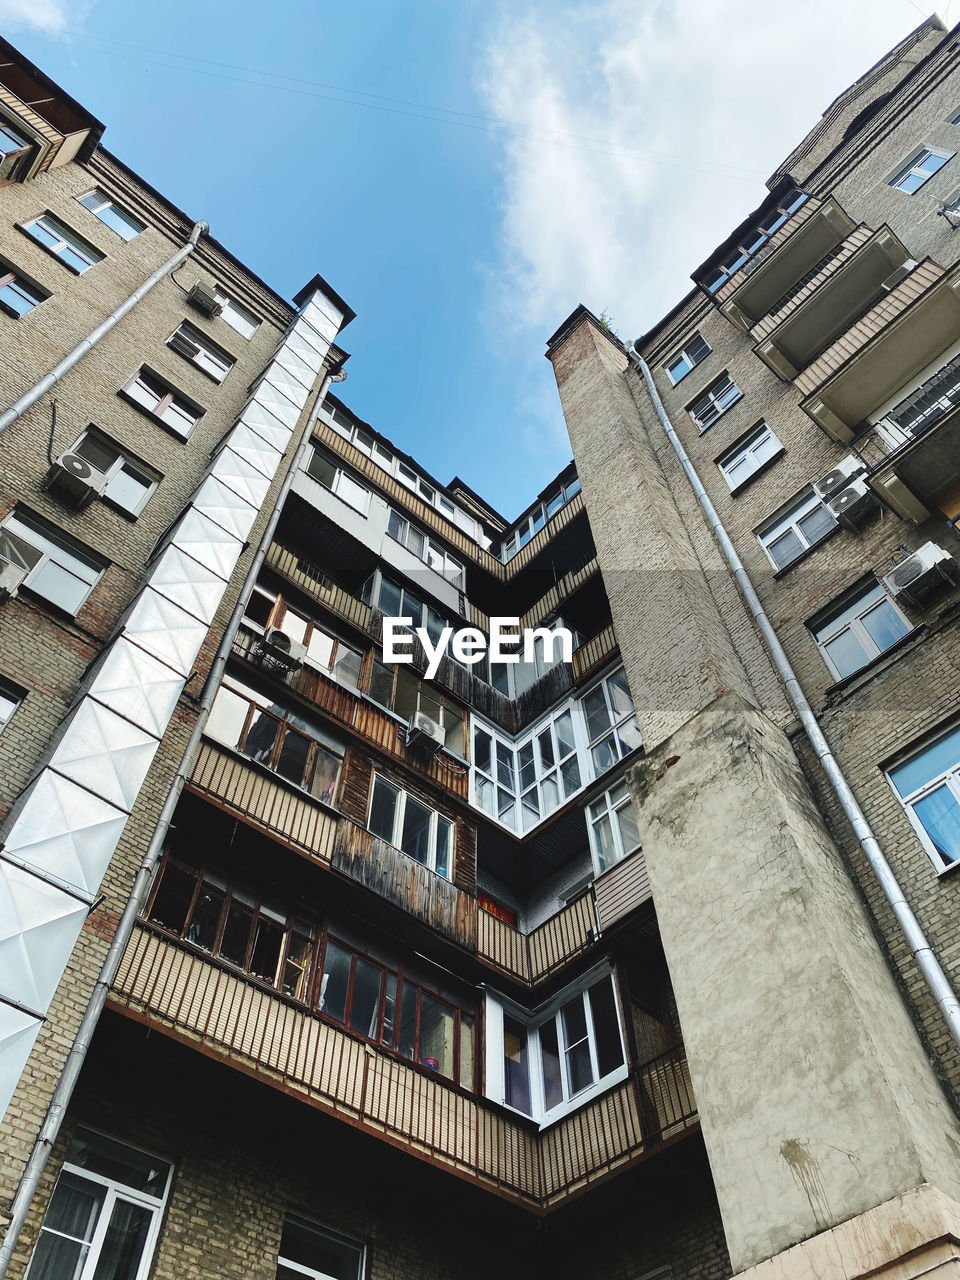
[[625, 343, 960, 1050], [0, 368, 344, 1278], [0, 220, 209, 435]]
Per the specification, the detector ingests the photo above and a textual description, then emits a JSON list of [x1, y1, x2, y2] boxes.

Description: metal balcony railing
[[855, 352, 960, 469]]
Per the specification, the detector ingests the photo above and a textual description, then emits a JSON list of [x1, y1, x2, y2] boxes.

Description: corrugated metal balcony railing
[[109, 922, 697, 1211]]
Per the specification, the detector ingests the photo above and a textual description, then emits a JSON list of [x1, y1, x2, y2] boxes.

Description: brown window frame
[[120, 366, 204, 439]]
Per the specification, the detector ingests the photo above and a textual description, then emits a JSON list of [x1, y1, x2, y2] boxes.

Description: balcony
[[797, 259, 957, 442], [753, 228, 913, 379], [109, 921, 697, 1211], [720, 196, 856, 329], [854, 355, 960, 520], [265, 542, 373, 636], [0, 38, 104, 180]]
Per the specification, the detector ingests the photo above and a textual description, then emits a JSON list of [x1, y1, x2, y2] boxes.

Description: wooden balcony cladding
[[505, 491, 586, 578], [332, 824, 477, 949], [111, 924, 698, 1212], [594, 852, 651, 932], [265, 542, 372, 633], [519, 555, 599, 631], [571, 625, 618, 683], [477, 892, 599, 984]]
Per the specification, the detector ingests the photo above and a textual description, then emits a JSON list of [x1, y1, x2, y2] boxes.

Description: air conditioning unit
[[826, 476, 880, 530], [406, 712, 445, 754], [882, 542, 959, 608], [186, 283, 223, 317], [881, 258, 918, 291], [262, 626, 307, 667], [813, 454, 866, 501], [0, 554, 27, 604], [168, 329, 201, 359], [47, 452, 109, 508]]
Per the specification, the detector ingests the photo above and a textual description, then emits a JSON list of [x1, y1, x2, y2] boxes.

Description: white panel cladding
[[209, 446, 274, 509], [2, 772, 128, 899], [190, 475, 259, 543], [0, 284, 342, 1122], [225, 423, 283, 479], [274, 345, 317, 391], [90, 639, 186, 737], [52, 701, 160, 813], [146, 546, 227, 627], [0, 861, 88, 1012], [0, 1005, 41, 1112]]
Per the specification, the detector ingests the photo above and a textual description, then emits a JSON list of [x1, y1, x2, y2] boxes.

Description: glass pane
[[503, 1015, 531, 1114], [126, 378, 161, 412], [435, 818, 452, 878], [797, 504, 835, 546], [615, 797, 640, 855], [275, 728, 311, 787], [518, 742, 536, 790], [521, 789, 540, 832], [823, 629, 869, 679], [583, 687, 611, 740], [565, 1039, 594, 1097], [159, 400, 196, 435], [560, 755, 581, 797], [615, 715, 643, 757], [65, 1132, 169, 1197], [891, 727, 960, 797], [28, 1229, 89, 1280], [281, 932, 314, 1000], [496, 742, 516, 789], [555, 710, 576, 757], [337, 473, 368, 513], [498, 790, 516, 829], [539, 1019, 563, 1111], [400, 795, 432, 865], [185, 883, 224, 950], [476, 775, 494, 816], [349, 957, 382, 1038], [397, 983, 418, 1060], [537, 730, 554, 771], [148, 862, 196, 934], [218, 899, 253, 966], [541, 774, 560, 814], [369, 778, 398, 841], [860, 599, 909, 654], [561, 994, 588, 1048], [459, 1014, 475, 1090], [913, 786, 960, 865], [241, 709, 280, 766], [1, 279, 41, 315], [606, 668, 634, 721], [592, 813, 618, 872], [249, 917, 284, 986], [368, 661, 395, 709], [473, 728, 492, 774], [96, 203, 143, 241], [589, 979, 625, 1077], [278, 1219, 363, 1280], [419, 993, 455, 1078], [30, 561, 91, 613], [206, 687, 249, 750], [767, 528, 803, 568], [381, 972, 398, 1046], [309, 745, 341, 805], [306, 627, 334, 669], [592, 734, 617, 774], [318, 942, 351, 1021], [333, 647, 362, 689], [91, 1198, 151, 1280], [307, 451, 336, 489], [42, 1170, 105, 1241], [104, 465, 152, 514]]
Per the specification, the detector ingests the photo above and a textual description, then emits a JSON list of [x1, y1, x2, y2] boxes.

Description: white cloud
[[479, 0, 926, 341], [0, 0, 91, 34]]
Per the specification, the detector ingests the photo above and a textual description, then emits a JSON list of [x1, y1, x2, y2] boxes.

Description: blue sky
[[0, 0, 934, 519]]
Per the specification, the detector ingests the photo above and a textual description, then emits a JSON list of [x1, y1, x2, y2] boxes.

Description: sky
[[0, 0, 942, 519]]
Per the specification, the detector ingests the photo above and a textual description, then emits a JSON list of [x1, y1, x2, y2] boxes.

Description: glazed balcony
[[797, 259, 957, 442], [854, 354, 960, 520], [720, 196, 856, 330], [753, 227, 913, 379], [186, 741, 652, 976], [110, 921, 696, 1212]]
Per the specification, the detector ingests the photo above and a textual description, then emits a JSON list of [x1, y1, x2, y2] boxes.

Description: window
[[387, 509, 465, 589], [665, 332, 711, 385], [888, 147, 953, 194], [0, 512, 105, 613], [317, 934, 474, 1086], [68, 431, 158, 517], [0, 267, 46, 318], [489, 969, 626, 1124], [206, 676, 344, 804], [810, 581, 910, 680], [368, 774, 454, 877], [688, 374, 742, 432], [306, 447, 370, 515], [168, 321, 234, 383], [580, 667, 642, 775], [889, 724, 960, 870], [213, 287, 259, 339], [22, 212, 103, 273], [758, 490, 836, 570], [367, 658, 466, 755], [261, 592, 363, 689], [717, 422, 783, 490], [276, 1217, 364, 1280], [26, 1129, 171, 1280], [76, 188, 144, 241], [0, 119, 28, 157], [587, 780, 641, 874], [122, 368, 203, 439], [0, 678, 24, 734], [362, 573, 453, 651], [472, 703, 584, 832], [700, 188, 808, 292], [499, 475, 581, 562]]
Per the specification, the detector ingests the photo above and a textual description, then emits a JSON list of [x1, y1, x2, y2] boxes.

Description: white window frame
[[887, 146, 954, 194], [305, 447, 370, 516], [213, 286, 259, 339], [0, 677, 24, 734], [687, 374, 742, 432], [26, 1130, 172, 1280], [276, 1217, 365, 1280], [887, 723, 960, 873], [168, 320, 234, 383], [485, 963, 628, 1128], [0, 267, 46, 318], [76, 188, 144, 241], [23, 212, 103, 273], [757, 489, 837, 570], [368, 773, 454, 877], [69, 430, 159, 517], [386, 508, 465, 589], [580, 666, 642, 778], [664, 332, 711, 385], [717, 422, 782, 490], [0, 512, 106, 614], [810, 581, 911, 681], [587, 779, 641, 875]]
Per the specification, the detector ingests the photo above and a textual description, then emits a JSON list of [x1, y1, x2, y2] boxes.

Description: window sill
[[771, 525, 842, 578], [15, 222, 97, 275], [117, 388, 198, 441], [724, 448, 786, 497]]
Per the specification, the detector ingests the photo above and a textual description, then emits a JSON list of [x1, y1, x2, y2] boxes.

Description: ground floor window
[[276, 1216, 364, 1280], [27, 1129, 171, 1280]]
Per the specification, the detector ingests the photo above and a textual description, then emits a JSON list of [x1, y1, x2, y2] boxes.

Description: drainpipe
[[0, 220, 209, 435], [625, 342, 960, 1051], [0, 368, 345, 1279]]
